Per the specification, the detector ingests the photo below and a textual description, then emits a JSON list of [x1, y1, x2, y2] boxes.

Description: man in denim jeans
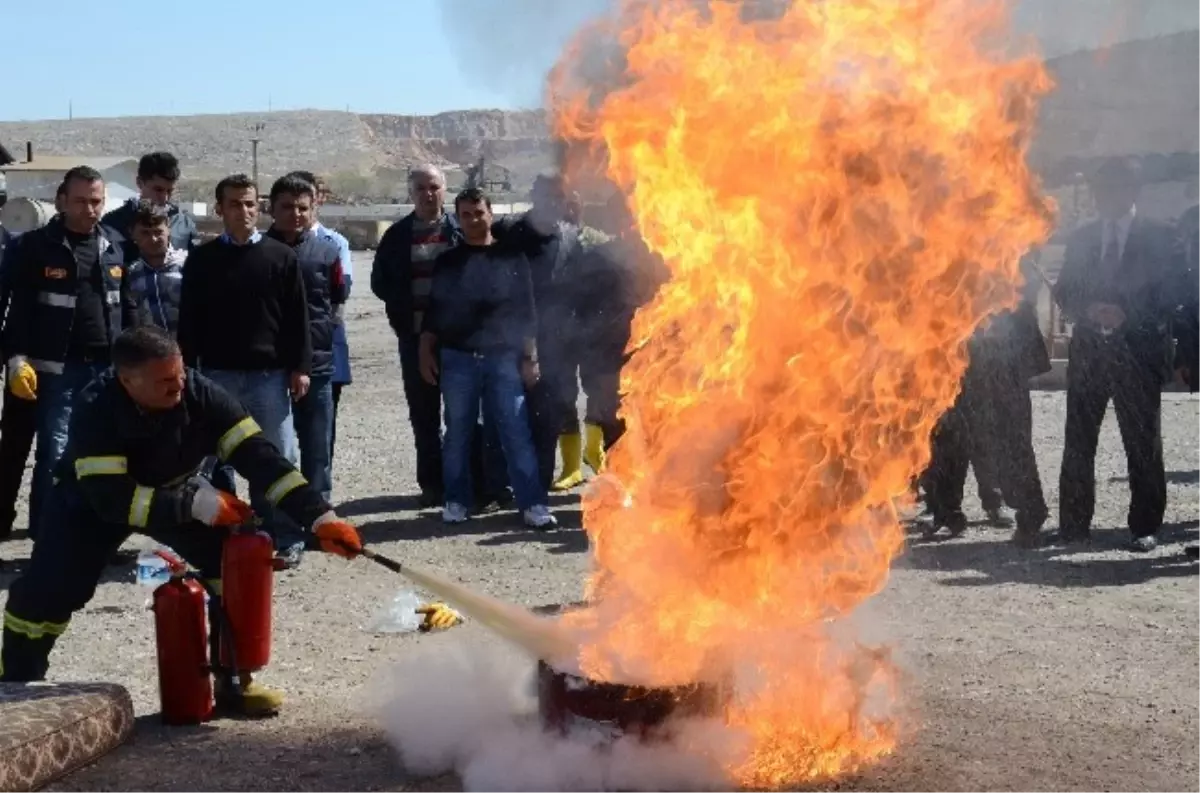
[[418, 188, 556, 529], [177, 174, 313, 566], [266, 175, 346, 504]]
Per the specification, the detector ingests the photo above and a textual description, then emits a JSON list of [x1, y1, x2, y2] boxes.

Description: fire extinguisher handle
[[339, 541, 404, 574], [153, 548, 188, 574]]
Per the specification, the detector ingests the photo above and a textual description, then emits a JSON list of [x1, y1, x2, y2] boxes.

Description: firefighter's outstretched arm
[[200, 380, 362, 557]]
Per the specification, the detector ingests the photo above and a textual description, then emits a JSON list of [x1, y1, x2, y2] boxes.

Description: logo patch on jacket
[[109, 266, 123, 279], [44, 267, 68, 280]]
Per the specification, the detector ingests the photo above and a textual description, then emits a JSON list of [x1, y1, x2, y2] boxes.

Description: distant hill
[[0, 30, 1194, 203]]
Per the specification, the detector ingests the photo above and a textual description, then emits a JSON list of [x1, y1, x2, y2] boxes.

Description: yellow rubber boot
[[215, 674, 284, 718], [551, 433, 585, 491], [583, 423, 606, 473]]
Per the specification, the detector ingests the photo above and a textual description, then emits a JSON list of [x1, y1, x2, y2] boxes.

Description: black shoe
[[1185, 546, 1199, 560], [1057, 528, 1091, 546], [1011, 524, 1042, 549], [1128, 535, 1157, 553], [984, 507, 1015, 529], [921, 514, 967, 539], [418, 490, 444, 509]]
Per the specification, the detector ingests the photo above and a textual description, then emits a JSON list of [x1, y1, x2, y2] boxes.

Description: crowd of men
[[369, 166, 667, 529], [919, 156, 1199, 555], [0, 150, 1194, 706], [0, 153, 366, 712]]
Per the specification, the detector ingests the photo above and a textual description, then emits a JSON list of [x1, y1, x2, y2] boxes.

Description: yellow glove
[[6, 357, 37, 401], [416, 602, 463, 632]]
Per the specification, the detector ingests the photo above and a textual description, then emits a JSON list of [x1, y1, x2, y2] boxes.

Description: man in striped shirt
[[371, 165, 460, 505]]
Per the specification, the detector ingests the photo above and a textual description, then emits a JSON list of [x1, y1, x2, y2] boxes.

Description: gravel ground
[[0, 254, 1196, 792]]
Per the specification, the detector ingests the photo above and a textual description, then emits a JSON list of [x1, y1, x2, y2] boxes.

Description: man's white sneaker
[[523, 505, 558, 530], [443, 503, 470, 524]]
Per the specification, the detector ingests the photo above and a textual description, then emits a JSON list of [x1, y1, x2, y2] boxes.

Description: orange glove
[[313, 512, 362, 558], [190, 480, 253, 526]]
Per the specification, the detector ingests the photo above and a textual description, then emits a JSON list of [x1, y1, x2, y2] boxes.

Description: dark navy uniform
[[0, 368, 331, 682], [1, 217, 132, 539]]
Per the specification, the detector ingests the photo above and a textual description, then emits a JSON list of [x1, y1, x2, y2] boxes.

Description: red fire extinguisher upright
[[153, 552, 214, 726], [220, 521, 275, 672]]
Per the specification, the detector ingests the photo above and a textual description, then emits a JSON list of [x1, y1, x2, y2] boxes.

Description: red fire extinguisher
[[152, 551, 214, 726], [220, 522, 275, 672]]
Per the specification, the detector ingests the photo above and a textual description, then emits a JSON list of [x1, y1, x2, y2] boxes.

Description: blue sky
[[0, 0, 599, 120], [1, 0, 1195, 122]]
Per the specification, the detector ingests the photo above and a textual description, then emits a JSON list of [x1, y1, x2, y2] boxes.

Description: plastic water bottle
[[135, 549, 172, 589], [363, 590, 424, 634]]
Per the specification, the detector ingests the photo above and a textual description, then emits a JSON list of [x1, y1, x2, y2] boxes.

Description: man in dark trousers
[[1172, 199, 1198, 560], [101, 151, 199, 263], [417, 188, 556, 530], [370, 165, 459, 507], [573, 193, 670, 457], [493, 175, 606, 492], [923, 253, 1052, 547], [2, 166, 131, 541], [177, 174, 312, 565], [265, 175, 346, 510], [0, 326, 363, 715], [1053, 157, 1176, 551]]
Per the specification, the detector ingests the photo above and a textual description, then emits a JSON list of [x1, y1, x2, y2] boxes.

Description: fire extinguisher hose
[[340, 542, 577, 664]]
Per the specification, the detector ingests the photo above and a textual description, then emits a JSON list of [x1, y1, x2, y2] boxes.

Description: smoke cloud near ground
[[366, 641, 737, 791]]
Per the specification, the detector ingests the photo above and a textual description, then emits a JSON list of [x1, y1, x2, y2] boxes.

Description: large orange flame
[[548, 0, 1054, 786]]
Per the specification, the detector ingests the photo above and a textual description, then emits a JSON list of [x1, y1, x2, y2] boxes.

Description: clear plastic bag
[[363, 590, 424, 633], [135, 547, 174, 588]]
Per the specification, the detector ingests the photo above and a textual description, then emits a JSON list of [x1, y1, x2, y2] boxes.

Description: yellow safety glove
[[416, 602, 463, 632], [6, 356, 37, 401]]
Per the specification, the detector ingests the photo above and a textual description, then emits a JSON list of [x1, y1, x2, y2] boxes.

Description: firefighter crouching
[[0, 326, 363, 716]]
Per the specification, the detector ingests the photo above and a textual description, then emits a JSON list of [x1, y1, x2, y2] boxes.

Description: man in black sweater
[[418, 189, 556, 529], [177, 174, 312, 563]]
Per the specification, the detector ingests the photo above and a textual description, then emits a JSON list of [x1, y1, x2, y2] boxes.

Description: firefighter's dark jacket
[[370, 211, 462, 339], [101, 197, 200, 263], [1, 218, 132, 373], [266, 227, 347, 378], [0, 226, 20, 351], [62, 368, 332, 531]]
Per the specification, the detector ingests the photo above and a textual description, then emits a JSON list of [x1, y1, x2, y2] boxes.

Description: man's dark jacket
[[1053, 215, 1177, 383], [266, 228, 347, 379], [101, 198, 199, 264], [369, 211, 461, 339], [1, 218, 131, 374]]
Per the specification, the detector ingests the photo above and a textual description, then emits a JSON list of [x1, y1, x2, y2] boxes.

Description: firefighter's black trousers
[[0, 481, 225, 682]]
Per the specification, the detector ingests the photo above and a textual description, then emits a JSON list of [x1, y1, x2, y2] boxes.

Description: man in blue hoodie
[[102, 151, 199, 263]]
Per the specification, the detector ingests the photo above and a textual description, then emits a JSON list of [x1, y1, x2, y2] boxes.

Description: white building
[[0, 155, 139, 213]]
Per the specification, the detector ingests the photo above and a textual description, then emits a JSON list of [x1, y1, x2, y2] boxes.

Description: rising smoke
[[437, 0, 616, 107]]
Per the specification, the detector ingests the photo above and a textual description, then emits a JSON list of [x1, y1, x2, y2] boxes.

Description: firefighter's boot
[[214, 673, 285, 718], [583, 423, 607, 473], [551, 433, 585, 491]]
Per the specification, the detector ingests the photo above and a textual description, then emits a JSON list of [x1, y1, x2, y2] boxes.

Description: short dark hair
[[269, 175, 315, 205], [285, 170, 319, 186], [1090, 156, 1142, 189], [455, 187, 492, 212], [132, 199, 170, 228], [112, 326, 180, 371], [62, 165, 104, 192], [215, 173, 257, 203], [138, 152, 181, 183], [55, 181, 68, 199]]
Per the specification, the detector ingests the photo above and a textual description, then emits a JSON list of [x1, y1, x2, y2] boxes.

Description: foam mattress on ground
[[0, 683, 134, 792]]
